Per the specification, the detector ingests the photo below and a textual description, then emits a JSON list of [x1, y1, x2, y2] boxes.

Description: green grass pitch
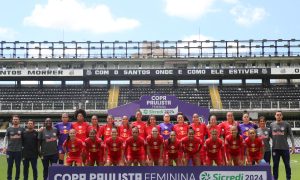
[[0, 154, 299, 180]]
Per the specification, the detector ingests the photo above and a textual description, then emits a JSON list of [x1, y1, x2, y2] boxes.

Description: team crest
[[71, 144, 75, 148], [189, 143, 193, 147], [171, 146, 175, 149], [153, 142, 157, 145], [251, 144, 255, 147], [132, 143, 136, 147]]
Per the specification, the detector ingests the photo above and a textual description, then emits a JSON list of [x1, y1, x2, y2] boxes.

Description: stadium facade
[[0, 39, 300, 135]]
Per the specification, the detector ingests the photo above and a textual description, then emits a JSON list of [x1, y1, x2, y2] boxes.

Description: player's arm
[[220, 141, 226, 165], [203, 141, 208, 166], [119, 144, 125, 166], [123, 140, 129, 164], [37, 131, 43, 158], [287, 123, 295, 153], [259, 140, 265, 162], [145, 140, 152, 165], [245, 144, 250, 165], [158, 143, 164, 165], [224, 138, 231, 165], [103, 141, 109, 165], [80, 140, 85, 157], [62, 140, 68, 155], [3, 135, 8, 154], [240, 139, 245, 165]]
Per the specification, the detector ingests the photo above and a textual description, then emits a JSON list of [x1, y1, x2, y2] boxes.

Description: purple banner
[[49, 165, 273, 180], [291, 147, 300, 154], [108, 95, 210, 124], [139, 95, 179, 109]]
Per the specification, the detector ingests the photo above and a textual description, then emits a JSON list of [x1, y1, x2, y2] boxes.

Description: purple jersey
[[54, 122, 72, 146], [159, 122, 174, 140], [239, 123, 258, 139]]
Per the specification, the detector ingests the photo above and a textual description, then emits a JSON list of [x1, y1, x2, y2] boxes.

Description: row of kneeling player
[[63, 126, 264, 166]]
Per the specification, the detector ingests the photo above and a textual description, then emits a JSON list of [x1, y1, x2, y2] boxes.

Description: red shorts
[[107, 155, 121, 164], [87, 152, 102, 165], [149, 150, 160, 161], [66, 156, 82, 165], [248, 155, 261, 163], [206, 155, 223, 166], [127, 153, 145, 162], [166, 153, 178, 160], [184, 153, 199, 160]]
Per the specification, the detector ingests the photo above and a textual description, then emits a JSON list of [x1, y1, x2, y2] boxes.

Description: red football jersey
[[146, 135, 164, 152], [225, 134, 244, 155], [190, 122, 208, 141], [207, 125, 221, 138], [181, 137, 202, 155], [163, 139, 181, 158], [105, 137, 124, 157], [72, 122, 89, 141], [63, 138, 84, 157], [204, 138, 224, 157], [87, 125, 100, 135], [131, 121, 147, 139], [98, 124, 113, 141], [117, 125, 132, 141], [219, 121, 239, 137], [145, 125, 161, 138], [124, 136, 145, 156], [85, 137, 102, 153], [173, 123, 189, 140], [245, 137, 264, 157]]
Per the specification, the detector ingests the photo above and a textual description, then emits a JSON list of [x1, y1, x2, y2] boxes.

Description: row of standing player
[[52, 109, 296, 180], [56, 110, 268, 167], [3, 109, 295, 180]]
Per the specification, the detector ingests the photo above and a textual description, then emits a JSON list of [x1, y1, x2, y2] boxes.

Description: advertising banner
[[108, 95, 210, 123], [271, 67, 300, 75], [84, 68, 270, 77], [48, 165, 272, 180], [0, 69, 83, 76]]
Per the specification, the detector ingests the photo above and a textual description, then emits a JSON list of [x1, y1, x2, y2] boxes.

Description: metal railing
[[0, 101, 108, 111], [1, 39, 300, 59], [220, 101, 300, 110], [0, 100, 300, 111]]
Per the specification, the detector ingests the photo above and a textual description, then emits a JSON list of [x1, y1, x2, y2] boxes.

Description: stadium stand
[[1, 85, 300, 111], [219, 85, 300, 109], [0, 87, 109, 110]]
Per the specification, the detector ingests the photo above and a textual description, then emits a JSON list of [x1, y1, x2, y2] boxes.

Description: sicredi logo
[[200, 171, 266, 180]]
